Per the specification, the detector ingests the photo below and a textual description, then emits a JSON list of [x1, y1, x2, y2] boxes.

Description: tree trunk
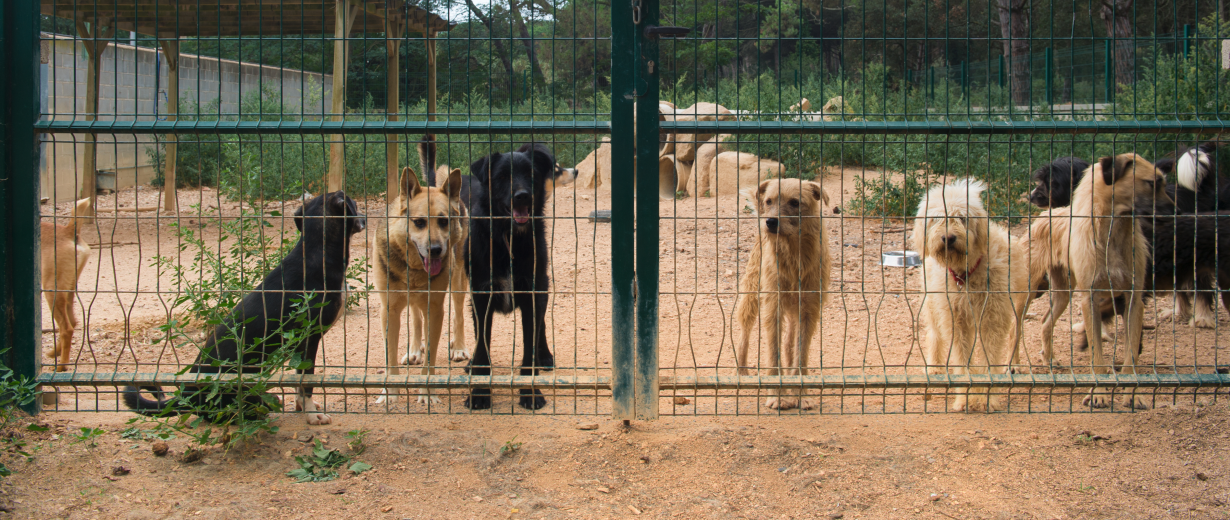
[[997, 0, 1031, 105], [465, 0, 516, 85], [511, 1, 547, 86], [1100, 0, 1135, 87]]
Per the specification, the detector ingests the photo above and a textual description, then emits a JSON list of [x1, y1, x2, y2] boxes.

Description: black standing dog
[[1028, 156, 1091, 209], [461, 142, 557, 410], [123, 192, 366, 425]]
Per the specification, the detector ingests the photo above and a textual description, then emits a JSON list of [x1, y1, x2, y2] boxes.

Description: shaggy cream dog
[[914, 179, 1028, 412], [735, 179, 832, 410]]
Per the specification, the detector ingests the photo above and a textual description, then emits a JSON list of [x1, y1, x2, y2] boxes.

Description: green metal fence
[[1, 1, 1229, 422]]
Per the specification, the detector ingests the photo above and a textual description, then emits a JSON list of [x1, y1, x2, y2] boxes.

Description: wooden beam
[[75, 20, 114, 204], [327, 0, 358, 193], [385, 14, 405, 196], [160, 40, 179, 213]]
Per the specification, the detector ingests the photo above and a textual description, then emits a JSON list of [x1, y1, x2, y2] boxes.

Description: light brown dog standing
[[372, 166, 469, 405], [1027, 154, 1169, 409], [735, 179, 832, 410], [41, 198, 93, 372]]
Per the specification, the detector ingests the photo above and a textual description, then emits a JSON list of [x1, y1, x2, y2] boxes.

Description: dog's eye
[[764, 198, 773, 205], [413, 219, 427, 229], [789, 199, 799, 207], [436, 218, 448, 229]]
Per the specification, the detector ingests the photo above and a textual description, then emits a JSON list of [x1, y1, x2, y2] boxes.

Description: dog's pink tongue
[[424, 257, 443, 276], [513, 208, 529, 224]]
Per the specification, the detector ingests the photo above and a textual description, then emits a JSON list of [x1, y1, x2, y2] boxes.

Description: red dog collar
[[948, 257, 983, 287]]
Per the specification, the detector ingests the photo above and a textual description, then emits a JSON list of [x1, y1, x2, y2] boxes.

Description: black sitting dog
[[1027, 156, 1090, 209], [461, 142, 557, 410], [123, 192, 366, 425]]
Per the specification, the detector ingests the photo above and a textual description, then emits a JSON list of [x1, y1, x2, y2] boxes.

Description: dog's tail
[[61, 197, 94, 238], [121, 385, 179, 416], [420, 134, 438, 187], [1176, 146, 1212, 192]]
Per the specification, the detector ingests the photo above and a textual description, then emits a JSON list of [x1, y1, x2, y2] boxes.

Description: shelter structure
[[40, 0, 453, 211]]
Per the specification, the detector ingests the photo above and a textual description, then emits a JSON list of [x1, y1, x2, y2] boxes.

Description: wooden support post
[[328, 1, 358, 193], [160, 39, 179, 212], [76, 20, 114, 204], [385, 14, 404, 196]]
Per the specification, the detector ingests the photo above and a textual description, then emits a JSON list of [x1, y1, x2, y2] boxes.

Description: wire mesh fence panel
[[650, 0, 1230, 415], [3, 0, 1229, 421], [29, 0, 618, 417]]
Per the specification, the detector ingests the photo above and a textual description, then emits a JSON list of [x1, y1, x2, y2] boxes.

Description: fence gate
[[2, 0, 1230, 420]]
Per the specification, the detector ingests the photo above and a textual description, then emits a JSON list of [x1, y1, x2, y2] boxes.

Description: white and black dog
[[124, 192, 366, 425]]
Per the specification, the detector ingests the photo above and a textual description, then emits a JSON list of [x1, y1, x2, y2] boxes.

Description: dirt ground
[[4, 404, 1230, 519], [15, 167, 1230, 517]]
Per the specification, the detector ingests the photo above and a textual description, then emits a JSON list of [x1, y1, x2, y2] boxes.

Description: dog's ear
[[757, 179, 772, 199], [1100, 155, 1137, 185], [400, 166, 423, 198], [470, 153, 497, 180], [1154, 157, 1175, 175], [444, 168, 463, 201], [522, 143, 557, 180], [1098, 156, 1114, 185], [805, 181, 829, 206], [293, 203, 305, 232]]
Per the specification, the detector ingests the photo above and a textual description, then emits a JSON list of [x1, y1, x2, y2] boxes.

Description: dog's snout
[[764, 218, 779, 233], [512, 190, 533, 206], [943, 235, 958, 248], [429, 244, 444, 258]]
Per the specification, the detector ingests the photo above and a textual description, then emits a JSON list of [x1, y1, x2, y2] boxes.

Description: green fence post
[[0, 0, 43, 415], [1045, 47, 1053, 107], [1183, 24, 1194, 61], [1104, 39, 1114, 103], [998, 55, 1005, 87], [633, 0, 661, 421], [610, 0, 637, 421]]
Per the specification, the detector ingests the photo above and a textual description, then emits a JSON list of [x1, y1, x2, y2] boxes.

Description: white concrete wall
[[39, 34, 332, 202]]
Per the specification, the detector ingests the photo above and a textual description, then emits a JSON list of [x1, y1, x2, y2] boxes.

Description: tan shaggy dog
[[1022, 154, 1169, 409], [914, 180, 1028, 412], [735, 179, 832, 410], [41, 198, 93, 372], [372, 165, 469, 405]]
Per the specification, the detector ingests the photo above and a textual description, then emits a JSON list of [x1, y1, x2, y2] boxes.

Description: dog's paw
[[1083, 391, 1111, 408], [306, 412, 332, 425], [1159, 307, 1190, 324], [374, 388, 399, 405], [534, 350, 556, 372], [464, 388, 492, 410], [765, 397, 800, 410], [1010, 364, 1033, 375], [1127, 395, 1150, 410], [416, 389, 442, 405], [950, 395, 968, 412], [449, 347, 471, 363], [519, 389, 547, 410], [1194, 315, 1218, 329], [402, 348, 425, 366]]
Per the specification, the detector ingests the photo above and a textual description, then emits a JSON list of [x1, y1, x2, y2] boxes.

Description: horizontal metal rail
[[37, 372, 1230, 389], [32, 119, 1230, 135]]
